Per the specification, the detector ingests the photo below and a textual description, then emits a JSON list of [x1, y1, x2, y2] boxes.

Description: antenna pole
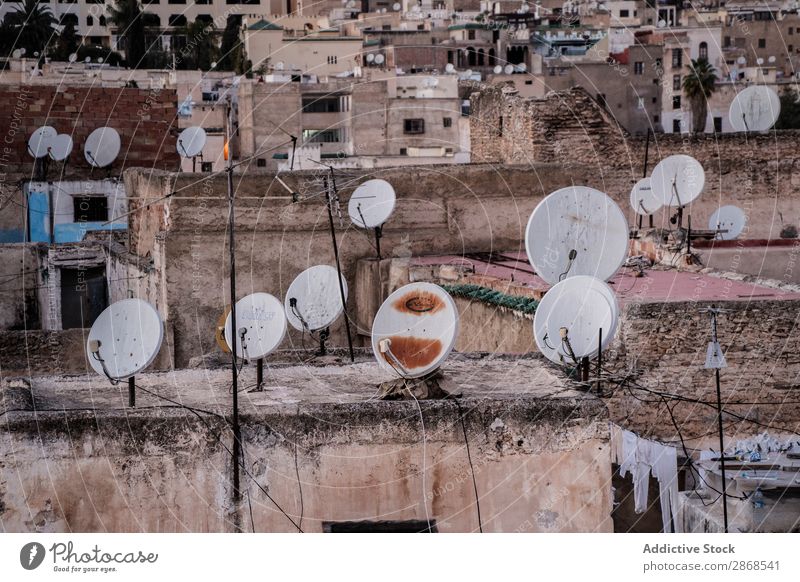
[[290, 136, 297, 171], [374, 226, 382, 260], [596, 328, 602, 393], [323, 173, 355, 363], [642, 127, 651, 178], [708, 307, 729, 533], [128, 376, 135, 407], [256, 358, 264, 391], [225, 98, 242, 504]]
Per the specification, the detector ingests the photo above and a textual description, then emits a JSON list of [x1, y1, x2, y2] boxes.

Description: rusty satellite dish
[[224, 293, 287, 360], [533, 276, 619, 365], [86, 299, 164, 380], [525, 186, 628, 285], [371, 282, 459, 379], [630, 177, 661, 216], [348, 179, 396, 228], [650, 154, 705, 208], [285, 265, 348, 332]]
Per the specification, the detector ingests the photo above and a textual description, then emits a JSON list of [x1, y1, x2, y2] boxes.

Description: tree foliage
[[106, 0, 146, 68], [2, 0, 57, 57], [682, 58, 718, 134]]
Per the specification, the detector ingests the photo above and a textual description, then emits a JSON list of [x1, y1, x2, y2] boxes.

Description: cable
[[453, 398, 483, 533], [407, 387, 433, 533], [294, 421, 305, 532]]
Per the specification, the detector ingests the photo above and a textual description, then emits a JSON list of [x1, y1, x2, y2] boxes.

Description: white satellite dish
[[87, 299, 164, 380], [710, 205, 747, 240], [349, 179, 396, 228], [629, 177, 661, 216], [737, 56, 746, 65], [48, 134, 74, 162], [366, 53, 375, 63], [504, 64, 514, 74], [525, 186, 629, 285], [224, 293, 287, 361], [756, 57, 764, 65], [176, 126, 207, 158], [445, 63, 455, 73], [518, 63, 527, 72], [371, 282, 459, 379], [285, 265, 348, 332], [84, 56, 91, 64], [12, 49, 22, 58], [374, 54, 385, 65], [768, 55, 776, 63], [533, 276, 618, 364], [393, 2, 401, 9], [68, 53, 77, 63], [650, 154, 705, 208], [493, 65, 502, 74], [728, 85, 780, 132], [84, 127, 121, 167], [27, 126, 57, 158], [275, 61, 285, 70]]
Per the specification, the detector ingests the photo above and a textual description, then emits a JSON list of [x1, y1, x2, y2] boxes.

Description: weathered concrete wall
[[0, 360, 612, 533], [0, 244, 39, 330]]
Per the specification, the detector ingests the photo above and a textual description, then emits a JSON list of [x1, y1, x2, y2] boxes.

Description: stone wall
[[0, 244, 39, 330]]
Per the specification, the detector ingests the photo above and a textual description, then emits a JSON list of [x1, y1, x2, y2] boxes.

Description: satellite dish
[[87, 299, 164, 380], [84, 127, 121, 167], [493, 65, 502, 74], [349, 179, 396, 228], [728, 85, 780, 132], [650, 154, 705, 208], [657, 19, 666, 28], [48, 134, 74, 161], [756, 57, 764, 65], [525, 186, 629, 285], [533, 276, 619, 364], [737, 56, 746, 65], [768, 55, 776, 63], [27, 126, 57, 158], [224, 293, 287, 360], [211, 61, 217, 69], [68, 53, 77, 63], [176, 126, 207, 158], [445, 63, 455, 73], [12, 49, 21, 58], [366, 53, 375, 63], [519, 63, 527, 72], [393, 2, 401, 9], [371, 282, 459, 379], [275, 61, 285, 70], [710, 205, 747, 240], [85, 56, 91, 64], [374, 54, 385, 65], [285, 265, 348, 332], [629, 177, 661, 216], [504, 64, 514, 74]]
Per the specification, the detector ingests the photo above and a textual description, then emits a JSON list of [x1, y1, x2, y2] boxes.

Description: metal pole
[[256, 358, 263, 391], [128, 376, 135, 408], [374, 226, 382, 261], [643, 129, 654, 228], [226, 100, 241, 502], [597, 328, 603, 393], [323, 174, 355, 362], [710, 309, 729, 533]]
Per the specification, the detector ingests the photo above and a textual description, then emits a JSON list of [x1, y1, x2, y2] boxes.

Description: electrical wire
[[407, 387, 433, 533], [453, 398, 483, 533]]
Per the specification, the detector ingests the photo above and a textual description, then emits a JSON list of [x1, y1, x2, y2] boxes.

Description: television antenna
[[224, 292, 287, 391], [533, 276, 618, 382], [372, 282, 459, 379], [285, 265, 348, 356], [709, 205, 747, 240], [525, 186, 628, 285], [84, 126, 121, 168], [176, 126, 207, 172], [728, 85, 780, 132], [348, 178, 396, 260], [86, 299, 164, 407], [650, 154, 705, 228]]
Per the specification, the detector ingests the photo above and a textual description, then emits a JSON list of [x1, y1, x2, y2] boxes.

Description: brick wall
[[0, 85, 179, 174]]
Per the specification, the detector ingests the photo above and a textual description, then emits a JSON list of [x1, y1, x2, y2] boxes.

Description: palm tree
[[107, 0, 146, 68], [682, 58, 718, 134], [178, 21, 219, 71], [3, 0, 57, 58]]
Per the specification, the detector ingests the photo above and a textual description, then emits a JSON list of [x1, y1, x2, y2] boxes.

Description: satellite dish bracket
[[317, 327, 331, 356], [90, 341, 136, 406]]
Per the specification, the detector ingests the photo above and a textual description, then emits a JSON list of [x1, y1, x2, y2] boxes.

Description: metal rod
[[290, 136, 297, 171], [256, 358, 264, 391], [581, 356, 589, 382], [709, 308, 729, 533], [642, 128, 653, 228], [226, 100, 242, 503], [128, 376, 135, 408], [687, 214, 692, 256], [374, 226, 382, 260], [323, 174, 355, 362], [597, 328, 603, 393]]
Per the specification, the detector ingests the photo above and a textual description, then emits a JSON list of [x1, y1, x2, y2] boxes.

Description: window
[[196, 0, 212, 3], [634, 61, 644, 75], [168, 0, 186, 3], [169, 14, 187, 26], [323, 520, 438, 533], [673, 119, 681, 133], [443, 117, 452, 128], [654, 115, 659, 123], [758, 38, 766, 48], [620, 9, 629, 17], [652, 96, 657, 104], [468, 30, 475, 40], [672, 95, 681, 109], [60, 266, 107, 329], [723, 36, 731, 48], [791, 45, 795, 53], [790, 27, 795, 35], [302, 129, 342, 143], [673, 74, 681, 90], [73, 196, 108, 222], [257, 158, 266, 167], [671, 48, 682, 68], [302, 96, 341, 112], [399, 148, 407, 155], [714, 117, 722, 133], [87, 15, 93, 25], [201, 162, 213, 172], [699, 42, 708, 60], [99, 15, 106, 25], [327, 55, 338, 65], [403, 118, 425, 134]]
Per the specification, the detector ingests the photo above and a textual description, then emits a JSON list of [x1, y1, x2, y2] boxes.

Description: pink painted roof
[[410, 251, 800, 303]]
